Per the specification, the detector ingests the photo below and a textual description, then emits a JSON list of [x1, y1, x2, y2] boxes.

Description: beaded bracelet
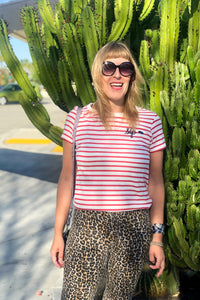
[[150, 241, 163, 247], [152, 223, 164, 234]]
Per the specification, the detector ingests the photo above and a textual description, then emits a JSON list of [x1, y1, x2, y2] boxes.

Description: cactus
[[138, 0, 200, 288]]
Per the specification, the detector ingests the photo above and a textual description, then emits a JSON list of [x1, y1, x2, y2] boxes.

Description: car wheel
[[0, 97, 8, 105]]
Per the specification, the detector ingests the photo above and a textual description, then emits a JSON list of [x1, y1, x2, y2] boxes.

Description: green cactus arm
[[172, 218, 189, 254], [0, 19, 38, 101], [139, 40, 152, 81], [81, 6, 99, 70], [189, 240, 200, 265], [20, 93, 62, 146], [187, 45, 196, 83], [188, 2, 200, 53], [159, 0, 180, 71], [194, 81, 200, 115], [150, 30, 160, 63], [177, 203, 185, 218], [72, 0, 88, 17], [62, 22, 95, 105], [179, 167, 187, 180], [166, 245, 187, 268], [195, 206, 200, 223], [54, 3, 65, 30], [190, 121, 200, 149], [189, 231, 197, 246], [164, 152, 180, 182], [170, 158, 180, 181], [182, 252, 200, 271], [186, 204, 197, 231], [108, 0, 134, 41], [187, 103, 196, 125], [94, 0, 107, 46], [185, 120, 191, 148], [57, 60, 81, 111], [59, 0, 71, 12], [149, 66, 163, 117], [168, 0, 180, 71], [172, 127, 185, 159], [113, 0, 122, 19], [182, 84, 193, 123], [139, 0, 156, 21], [167, 227, 179, 253], [159, 0, 168, 64], [188, 158, 199, 180], [21, 7, 61, 106], [41, 23, 58, 71], [194, 59, 200, 114], [178, 180, 188, 198], [166, 182, 177, 203], [160, 90, 176, 127], [49, 125, 63, 146], [169, 202, 178, 213], [37, 0, 56, 33], [175, 97, 183, 127], [72, 0, 88, 43]]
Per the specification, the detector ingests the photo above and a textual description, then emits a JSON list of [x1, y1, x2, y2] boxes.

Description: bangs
[[101, 42, 132, 62], [104, 49, 130, 61]]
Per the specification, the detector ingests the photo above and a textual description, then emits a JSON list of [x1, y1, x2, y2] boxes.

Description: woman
[[50, 42, 166, 299]]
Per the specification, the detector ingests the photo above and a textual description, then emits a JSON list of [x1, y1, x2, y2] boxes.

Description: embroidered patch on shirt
[[125, 128, 144, 138]]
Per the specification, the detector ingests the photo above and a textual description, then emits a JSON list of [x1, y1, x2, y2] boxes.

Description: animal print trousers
[[61, 209, 152, 300]]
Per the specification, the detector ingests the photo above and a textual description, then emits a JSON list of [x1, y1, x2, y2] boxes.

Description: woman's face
[[100, 57, 132, 112]]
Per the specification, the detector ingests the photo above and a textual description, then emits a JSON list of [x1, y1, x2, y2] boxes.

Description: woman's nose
[[113, 67, 121, 77]]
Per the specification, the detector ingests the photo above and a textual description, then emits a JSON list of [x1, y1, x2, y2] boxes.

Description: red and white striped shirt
[[61, 104, 166, 211]]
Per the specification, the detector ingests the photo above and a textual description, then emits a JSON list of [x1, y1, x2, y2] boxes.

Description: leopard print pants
[[61, 209, 152, 300]]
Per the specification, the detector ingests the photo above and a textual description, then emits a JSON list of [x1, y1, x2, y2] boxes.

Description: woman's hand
[[50, 235, 65, 268], [50, 140, 73, 269], [149, 244, 165, 277]]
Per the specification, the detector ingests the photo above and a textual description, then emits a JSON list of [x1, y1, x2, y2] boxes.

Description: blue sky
[[0, 0, 32, 62]]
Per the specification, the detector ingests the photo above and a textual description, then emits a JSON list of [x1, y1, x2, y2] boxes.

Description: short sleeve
[[61, 106, 78, 144], [150, 115, 166, 153]]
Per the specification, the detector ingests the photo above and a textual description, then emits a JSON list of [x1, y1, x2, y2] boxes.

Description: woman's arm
[[148, 150, 165, 277], [50, 140, 73, 268]]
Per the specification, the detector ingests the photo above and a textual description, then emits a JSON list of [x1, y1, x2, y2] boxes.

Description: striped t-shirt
[[61, 104, 166, 211]]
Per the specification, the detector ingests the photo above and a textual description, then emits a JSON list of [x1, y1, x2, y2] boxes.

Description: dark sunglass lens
[[102, 62, 116, 75], [120, 62, 135, 76]]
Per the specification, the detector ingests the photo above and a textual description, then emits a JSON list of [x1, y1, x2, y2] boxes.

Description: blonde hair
[[91, 41, 145, 129]]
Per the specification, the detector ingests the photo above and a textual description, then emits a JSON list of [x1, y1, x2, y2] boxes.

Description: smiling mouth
[[110, 83, 123, 87]]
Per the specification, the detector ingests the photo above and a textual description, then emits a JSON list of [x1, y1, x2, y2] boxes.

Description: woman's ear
[[131, 73, 136, 81]]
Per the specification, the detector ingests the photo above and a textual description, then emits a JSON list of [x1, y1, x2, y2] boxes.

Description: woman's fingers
[[50, 237, 65, 268], [149, 245, 165, 277]]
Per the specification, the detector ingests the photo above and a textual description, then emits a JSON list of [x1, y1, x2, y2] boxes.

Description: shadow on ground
[[0, 148, 62, 183], [0, 148, 62, 299]]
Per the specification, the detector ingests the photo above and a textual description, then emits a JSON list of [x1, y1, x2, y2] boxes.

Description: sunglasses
[[102, 61, 135, 77]]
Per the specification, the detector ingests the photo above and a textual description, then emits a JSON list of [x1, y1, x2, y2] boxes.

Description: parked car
[[0, 83, 42, 105], [0, 83, 23, 105]]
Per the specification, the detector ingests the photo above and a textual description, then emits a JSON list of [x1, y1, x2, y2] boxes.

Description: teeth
[[111, 83, 122, 87]]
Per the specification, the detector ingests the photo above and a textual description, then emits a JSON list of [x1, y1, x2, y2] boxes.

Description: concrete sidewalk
[[0, 129, 64, 300]]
